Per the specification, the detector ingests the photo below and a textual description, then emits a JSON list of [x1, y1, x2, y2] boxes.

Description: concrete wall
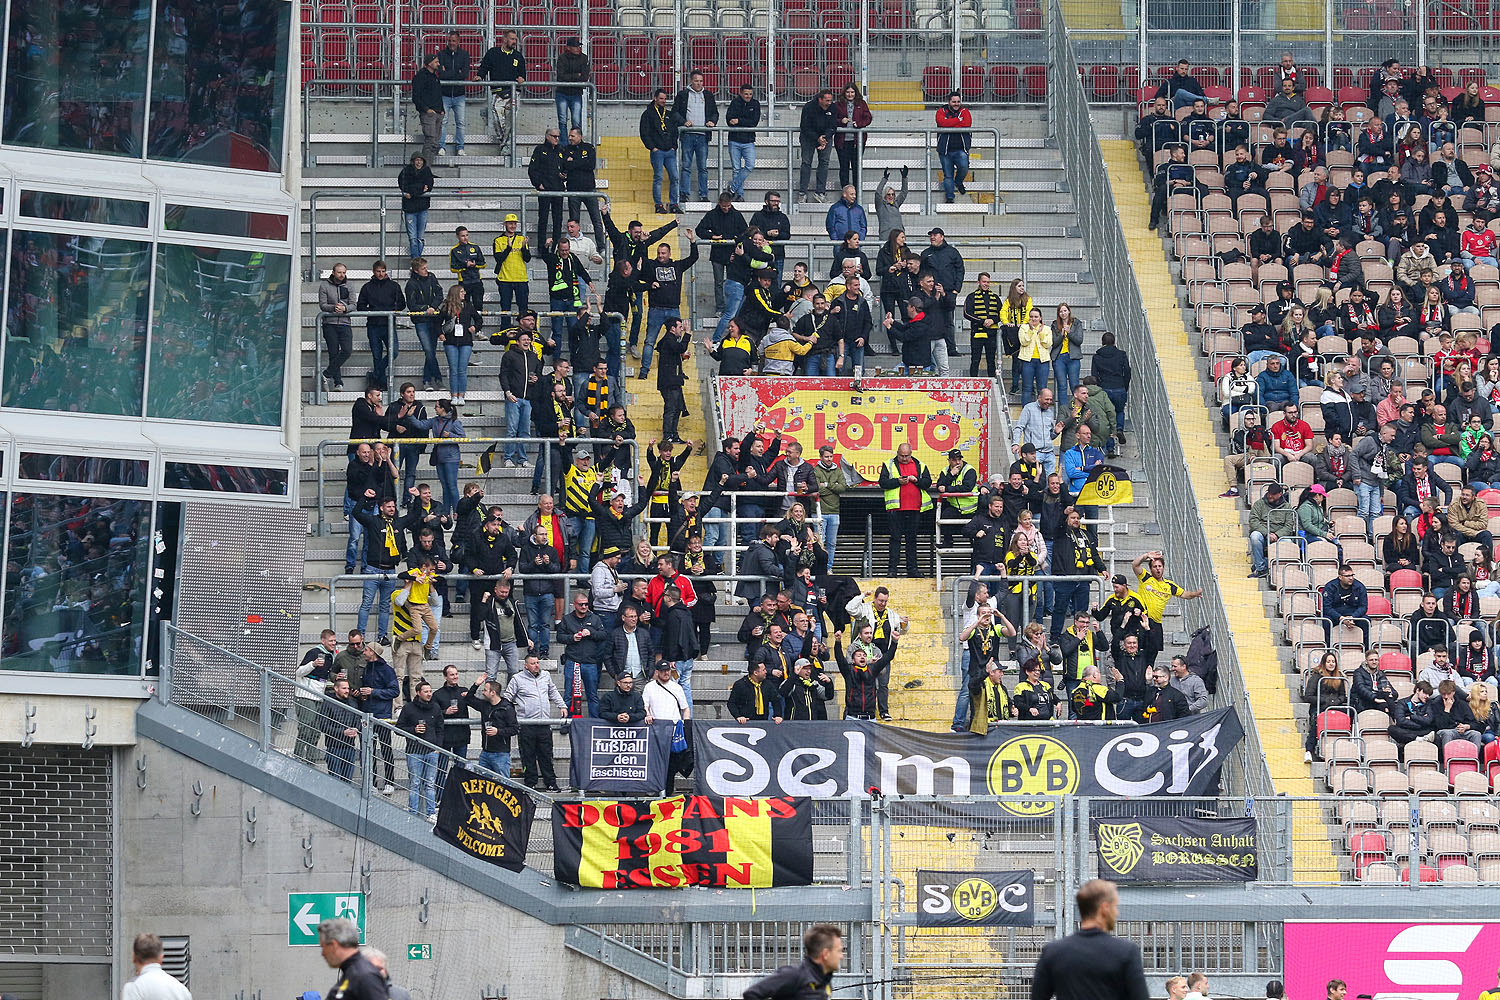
[[119, 738, 671, 1000]]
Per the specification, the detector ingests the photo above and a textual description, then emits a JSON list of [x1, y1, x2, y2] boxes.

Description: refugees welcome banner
[[691, 708, 1243, 813], [552, 794, 814, 889]]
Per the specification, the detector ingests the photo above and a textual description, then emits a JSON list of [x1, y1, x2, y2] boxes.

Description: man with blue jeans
[[467, 674, 518, 780], [1154, 59, 1206, 109], [396, 679, 443, 817], [1247, 482, 1298, 578], [640, 89, 682, 212], [813, 445, 846, 567], [499, 330, 539, 468], [1350, 422, 1396, 538], [639, 231, 699, 380], [353, 497, 407, 642], [560, 591, 607, 718], [658, 584, 698, 705], [343, 443, 378, 573], [554, 37, 589, 140], [725, 83, 761, 198], [437, 34, 471, 155], [935, 91, 972, 204], [712, 230, 774, 346], [519, 520, 561, 659], [829, 275, 880, 374], [673, 71, 717, 203]]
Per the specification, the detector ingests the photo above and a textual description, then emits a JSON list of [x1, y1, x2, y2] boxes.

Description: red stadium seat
[[592, 64, 620, 98], [990, 65, 1020, 101], [1462, 67, 1487, 89], [723, 64, 753, 92], [960, 64, 984, 97], [826, 36, 853, 69], [1016, 7, 1041, 29], [923, 65, 954, 100], [623, 66, 651, 99], [1237, 86, 1266, 104], [1390, 569, 1424, 591], [1316, 709, 1353, 738], [725, 36, 751, 68], [1090, 65, 1119, 101], [1021, 65, 1047, 100], [1305, 85, 1334, 108], [791, 66, 822, 99], [1366, 594, 1392, 617], [1336, 85, 1366, 108]]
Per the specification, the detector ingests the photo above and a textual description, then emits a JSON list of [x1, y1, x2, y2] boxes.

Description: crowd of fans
[[1140, 55, 1500, 765]]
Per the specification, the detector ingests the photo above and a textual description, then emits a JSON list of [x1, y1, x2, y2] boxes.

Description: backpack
[[1185, 625, 1220, 695]]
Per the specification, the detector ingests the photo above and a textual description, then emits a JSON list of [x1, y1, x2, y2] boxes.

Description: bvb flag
[[433, 763, 535, 871], [1075, 464, 1134, 506], [553, 795, 814, 889], [475, 443, 498, 475]]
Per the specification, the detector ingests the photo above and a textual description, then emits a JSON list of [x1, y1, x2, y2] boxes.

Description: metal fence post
[[767, 2, 777, 125], [158, 621, 174, 702], [1324, 0, 1334, 95], [859, 0, 870, 94], [847, 797, 863, 886], [1138, 2, 1148, 102], [674, 0, 684, 91], [1230, 0, 1242, 96], [259, 670, 273, 750], [360, 714, 376, 800], [951, 4, 961, 81], [1417, 0, 1428, 68]]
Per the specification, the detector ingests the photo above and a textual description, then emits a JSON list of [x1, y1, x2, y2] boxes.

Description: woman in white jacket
[[1016, 306, 1053, 406]]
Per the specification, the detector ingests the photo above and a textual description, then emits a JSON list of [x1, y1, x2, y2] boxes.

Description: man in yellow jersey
[[491, 213, 531, 317], [1131, 550, 1203, 667]]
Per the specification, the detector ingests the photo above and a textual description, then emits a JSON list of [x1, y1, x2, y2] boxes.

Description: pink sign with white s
[[1285, 922, 1500, 1000]]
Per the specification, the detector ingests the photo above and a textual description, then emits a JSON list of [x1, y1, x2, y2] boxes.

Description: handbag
[[1000, 324, 1021, 354]]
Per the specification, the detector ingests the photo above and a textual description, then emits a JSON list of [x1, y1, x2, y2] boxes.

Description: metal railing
[[934, 502, 1119, 589], [316, 435, 641, 534], [947, 573, 1112, 674], [1050, 0, 1276, 798]]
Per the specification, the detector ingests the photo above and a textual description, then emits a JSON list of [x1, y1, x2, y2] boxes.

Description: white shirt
[[568, 233, 602, 264], [124, 964, 192, 1000], [642, 677, 688, 721]]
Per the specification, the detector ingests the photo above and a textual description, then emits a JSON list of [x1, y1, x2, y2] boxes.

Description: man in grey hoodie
[[503, 654, 565, 790], [318, 262, 353, 389], [874, 167, 909, 241]]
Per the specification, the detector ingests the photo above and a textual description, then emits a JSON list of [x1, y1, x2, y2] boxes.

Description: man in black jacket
[[405, 256, 444, 390], [1350, 650, 1399, 714], [356, 261, 405, 390], [605, 605, 657, 680], [798, 90, 836, 199], [1135, 666, 1189, 723], [529, 127, 567, 248], [602, 203, 677, 351], [655, 318, 692, 444], [725, 83, 762, 199], [477, 29, 524, 148], [397, 152, 434, 260], [780, 658, 835, 720], [921, 228, 965, 355], [1390, 681, 1436, 747], [1031, 880, 1148, 1000], [657, 584, 699, 703], [354, 497, 411, 643], [1110, 633, 1153, 720], [744, 925, 841, 1000], [437, 32, 471, 156], [480, 577, 528, 680], [640, 230, 699, 381], [1090, 332, 1131, 436], [749, 192, 792, 281], [728, 661, 782, 722], [411, 53, 444, 163], [597, 671, 647, 723], [696, 193, 746, 314], [431, 664, 472, 796], [563, 127, 606, 249], [465, 672, 520, 778], [320, 677, 363, 783], [640, 89, 682, 213]]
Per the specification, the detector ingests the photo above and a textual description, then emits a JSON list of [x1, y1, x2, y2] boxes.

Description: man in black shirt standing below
[[318, 918, 387, 1000], [1031, 880, 1148, 1000], [411, 53, 443, 165], [743, 924, 842, 1000], [798, 89, 836, 201]]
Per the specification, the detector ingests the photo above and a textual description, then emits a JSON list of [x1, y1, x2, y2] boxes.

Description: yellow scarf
[[751, 678, 764, 715], [383, 519, 399, 557]]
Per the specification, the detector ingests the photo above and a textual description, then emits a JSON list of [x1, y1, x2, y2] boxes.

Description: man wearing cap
[[590, 545, 626, 630], [935, 448, 979, 547], [554, 36, 589, 140], [1247, 482, 1298, 578], [492, 214, 531, 318], [411, 53, 444, 164], [641, 660, 692, 793], [1093, 574, 1146, 657]]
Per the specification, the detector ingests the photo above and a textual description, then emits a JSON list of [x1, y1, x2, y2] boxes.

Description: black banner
[[691, 708, 1243, 812], [433, 764, 535, 871], [552, 795, 813, 889], [568, 720, 675, 794], [1092, 815, 1258, 882], [917, 870, 1035, 926]]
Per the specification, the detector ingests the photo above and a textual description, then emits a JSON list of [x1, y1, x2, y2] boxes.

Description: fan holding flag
[[1061, 424, 1110, 530]]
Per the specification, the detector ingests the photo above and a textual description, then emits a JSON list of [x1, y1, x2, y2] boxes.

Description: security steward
[[878, 441, 932, 579], [744, 924, 843, 1000], [934, 447, 978, 547]]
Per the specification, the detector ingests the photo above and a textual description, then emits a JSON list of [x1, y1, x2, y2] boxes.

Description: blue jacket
[[1256, 366, 1297, 409], [1062, 444, 1104, 493], [429, 414, 465, 465], [1320, 578, 1368, 619], [356, 658, 400, 719], [825, 198, 868, 242]]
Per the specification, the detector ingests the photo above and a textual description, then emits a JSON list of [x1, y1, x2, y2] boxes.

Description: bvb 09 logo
[[986, 736, 1079, 817], [1091, 470, 1119, 501], [950, 878, 1000, 920]]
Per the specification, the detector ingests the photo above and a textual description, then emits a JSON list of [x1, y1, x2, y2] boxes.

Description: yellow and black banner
[[1074, 464, 1134, 506], [1093, 815, 1257, 882], [917, 870, 1035, 926], [433, 764, 535, 871], [552, 795, 814, 889]]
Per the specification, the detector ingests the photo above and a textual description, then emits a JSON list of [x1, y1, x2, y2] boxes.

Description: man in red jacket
[[935, 91, 973, 204]]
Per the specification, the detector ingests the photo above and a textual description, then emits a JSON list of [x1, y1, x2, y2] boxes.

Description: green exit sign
[[407, 944, 432, 961]]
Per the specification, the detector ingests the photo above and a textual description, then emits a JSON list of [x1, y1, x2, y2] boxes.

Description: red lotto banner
[[716, 377, 993, 484]]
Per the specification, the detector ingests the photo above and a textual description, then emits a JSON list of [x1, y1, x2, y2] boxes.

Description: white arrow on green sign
[[287, 891, 367, 946], [407, 944, 432, 961]]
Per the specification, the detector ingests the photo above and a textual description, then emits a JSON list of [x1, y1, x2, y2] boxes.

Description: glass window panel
[[18, 452, 149, 486], [2, 231, 150, 416], [2, 493, 150, 675], [163, 462, 288, 495], [147, 0, 291, 172], [3, 0, 149, 157], [20, 191, 149, 228], [164, 204, 288, 241], [146, 244, 290, 426]]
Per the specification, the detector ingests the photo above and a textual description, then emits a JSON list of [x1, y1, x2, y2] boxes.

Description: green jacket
[[1297, 499, 1333, 539], [1084, 389, 1118, 441], [813, 460, 848, 515], [1249, 498, 1299, 538]]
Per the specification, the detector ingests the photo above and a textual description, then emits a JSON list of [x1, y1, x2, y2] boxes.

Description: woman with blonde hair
[[1016, 306, 1052, 405], [1469, 683, 1499, 744], [438, 282, 481, 404]]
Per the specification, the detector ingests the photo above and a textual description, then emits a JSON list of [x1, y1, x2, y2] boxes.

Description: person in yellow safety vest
[[878, 442, 932, 578], [560, 443, 601, 573], [968, 660, 1014, 733], [934, 448, 978, 547], [492, 213, 532, 318]]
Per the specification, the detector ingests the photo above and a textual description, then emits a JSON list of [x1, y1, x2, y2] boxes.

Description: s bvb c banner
[[432, 764, 535, 871], [917, 870, 1035, 926], [1092, 815, 1258, 882], [552, 794, 814, 889], [716, 376, 992, 485]]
